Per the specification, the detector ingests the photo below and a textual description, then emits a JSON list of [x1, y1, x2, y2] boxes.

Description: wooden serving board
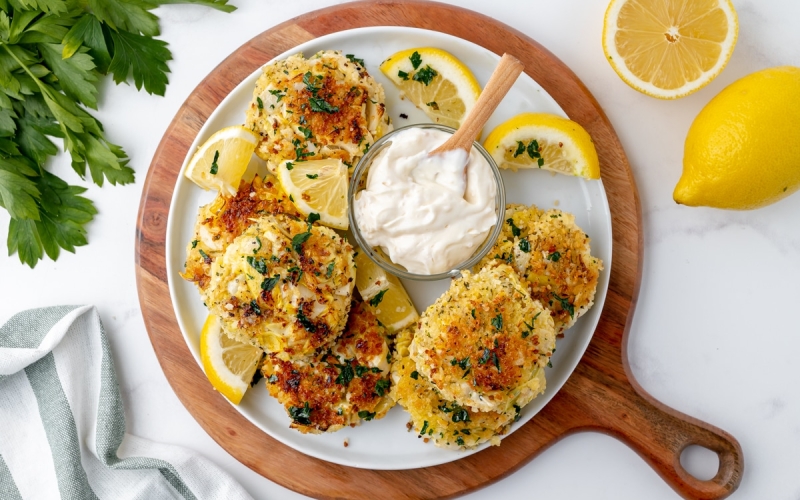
[[135, 1, 744, 498]]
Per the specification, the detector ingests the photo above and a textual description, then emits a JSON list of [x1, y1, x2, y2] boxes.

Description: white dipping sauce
[[353, 127, 497, 275]]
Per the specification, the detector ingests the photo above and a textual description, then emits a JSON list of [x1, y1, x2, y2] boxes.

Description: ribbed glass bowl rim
[[347, 123, 506, 281]]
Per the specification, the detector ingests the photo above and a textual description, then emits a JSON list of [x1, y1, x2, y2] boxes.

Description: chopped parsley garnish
[[369, 289, 387, 307], [506, 218, 521, 237], [419, 420, 429, 436], [552, 293, 575, 318], [307, 212, 320, 225], [246, 256, 267, 274], [209, 150, 219, 175], [526, 139, 541, 159], [358, 410, 376, 421], [450, 356, 471, 371], [198, 249, 210, 263], [285, 162, 294, 170], [410, 51, 422, 69], [248, 300, 261, 316], [397, 70, 409, 80], [268, 89, 285, 102], [309, 97, 339, 113], [306, 173, 319, 179], [326, 261, 335, 278], [374, 379, 390, 397], [253, 236, 262, 254], [334, 360, 354, 386], [519, 238, 531, 253], [513, 404, 522, 422], [478, 348, 491, 365], [471, 308, 476, 318], [426, 101, 439, 110], [289, 194, 294, 202], [346, 54, 365, 66], [412, 65, 438, 86], [296, 308, 317, 332], [191, 240, 198, 249], [261, 274, 280, 292], [256, 96, 264, 109], [292, 231, 312, 253], [513, 141, 526, 157], [410, 370, 419, 380], [456, 436, 465, 446], [302, 71, 319, 94], [491, 314, 503, 331], [548, 251, 561, 262], [522, 312, 541, 338], [548, 360, 553, 368], [288, 402, 312, 425], [451, 408, 470, 423], [298, 126, 313, 139]]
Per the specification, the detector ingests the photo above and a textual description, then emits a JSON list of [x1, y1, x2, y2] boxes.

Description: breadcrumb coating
[[477, 204, 603, 334]]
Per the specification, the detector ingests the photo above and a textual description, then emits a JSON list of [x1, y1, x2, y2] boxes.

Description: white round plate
[[166, 26, 612, 470]]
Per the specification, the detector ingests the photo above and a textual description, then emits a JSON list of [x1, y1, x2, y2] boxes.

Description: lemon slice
[[184, 125, 259, 196], [602, 0, 738, 99], [277, 158, 348, 230], [354, 249, 418, 333], [200, 314, 263, 405], [380, 48, 480, 128], [483, 113, 600, 179]]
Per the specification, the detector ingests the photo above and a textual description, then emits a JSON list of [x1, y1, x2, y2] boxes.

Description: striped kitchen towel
[[0, 305, 254, 500]]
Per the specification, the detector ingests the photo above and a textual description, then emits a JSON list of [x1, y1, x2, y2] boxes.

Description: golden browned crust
[[182, 175, 298, 291], [410, 264, 555, 413], [262, 301, 393, 433], [477, 204, 603, 334]]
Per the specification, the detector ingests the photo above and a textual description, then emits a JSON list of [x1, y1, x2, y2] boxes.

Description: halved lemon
[[277, 158, 348, 230], [380, 48, 481, 128], [483, 113, 600, 179], [200, 314, 263, 405], [354, 249, 418, 333], [184, 125, 259, 196], [602, 0, 738, 99]]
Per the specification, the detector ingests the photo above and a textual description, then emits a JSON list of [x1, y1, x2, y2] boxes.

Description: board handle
[[604, 383, 744, 500]]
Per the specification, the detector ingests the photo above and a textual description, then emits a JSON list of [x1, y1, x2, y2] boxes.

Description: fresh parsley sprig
[[0, 0, 235, 267]]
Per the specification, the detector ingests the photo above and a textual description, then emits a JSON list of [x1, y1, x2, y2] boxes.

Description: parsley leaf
[[374, 378, 390, 397], [548, 251, 561, 262], [412, 65, 438, 86], [409, 51, 422, 69], [288, 402, 312, 425], [309, 96, 339, 113], [345, 53, 364, 66], [358, 410, 376, 421], [397, 70, 409, 80], [0, 1, 236, 267], [552, 293, 575, 318], [369, 289, 387, 307], [506, 218, 521, 237]]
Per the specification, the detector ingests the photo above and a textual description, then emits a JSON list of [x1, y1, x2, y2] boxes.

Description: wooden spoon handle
[[431, 53, 524, 155]]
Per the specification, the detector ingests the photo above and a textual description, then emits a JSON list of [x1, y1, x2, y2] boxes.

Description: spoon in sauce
[[430, 53, 525, 156]]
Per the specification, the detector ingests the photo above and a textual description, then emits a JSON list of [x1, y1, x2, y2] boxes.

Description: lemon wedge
[[277, 158, 349, 230], [200, 314, 263, 405], [354, 249, 418, 334], [184, 125, 258, 196], [482, 113, 600, 179], [602, 0, 738, 99], [674, 66, 800, 209], [380, 47, 480, 128]]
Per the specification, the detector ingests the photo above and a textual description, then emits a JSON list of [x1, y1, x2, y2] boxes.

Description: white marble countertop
[[2, 0, 799, 498]]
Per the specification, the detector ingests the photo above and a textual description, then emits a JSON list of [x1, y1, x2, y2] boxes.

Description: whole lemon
[[673, 66, 800, 209]]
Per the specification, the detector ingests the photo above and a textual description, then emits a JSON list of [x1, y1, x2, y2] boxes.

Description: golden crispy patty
[[410, 263, 555, 413], [182, 175, 298, 291], [200, 213, 355, 360], [261, 301, 393, 433], [477, 204, 603, 334], [245, 50, 391, 174], [391, 328, 515, 449]]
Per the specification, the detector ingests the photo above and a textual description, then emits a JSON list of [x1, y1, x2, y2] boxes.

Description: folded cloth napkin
[[0, 305, 254, 500]]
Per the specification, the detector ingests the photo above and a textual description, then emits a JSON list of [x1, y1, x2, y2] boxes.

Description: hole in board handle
[[680, 444, 720, 481]]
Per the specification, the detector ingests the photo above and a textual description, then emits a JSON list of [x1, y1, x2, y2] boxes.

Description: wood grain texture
[[134, 1, 744, 498]]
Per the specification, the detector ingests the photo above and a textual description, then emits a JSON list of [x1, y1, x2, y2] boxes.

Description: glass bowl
[[348, 123, 506, 281]]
